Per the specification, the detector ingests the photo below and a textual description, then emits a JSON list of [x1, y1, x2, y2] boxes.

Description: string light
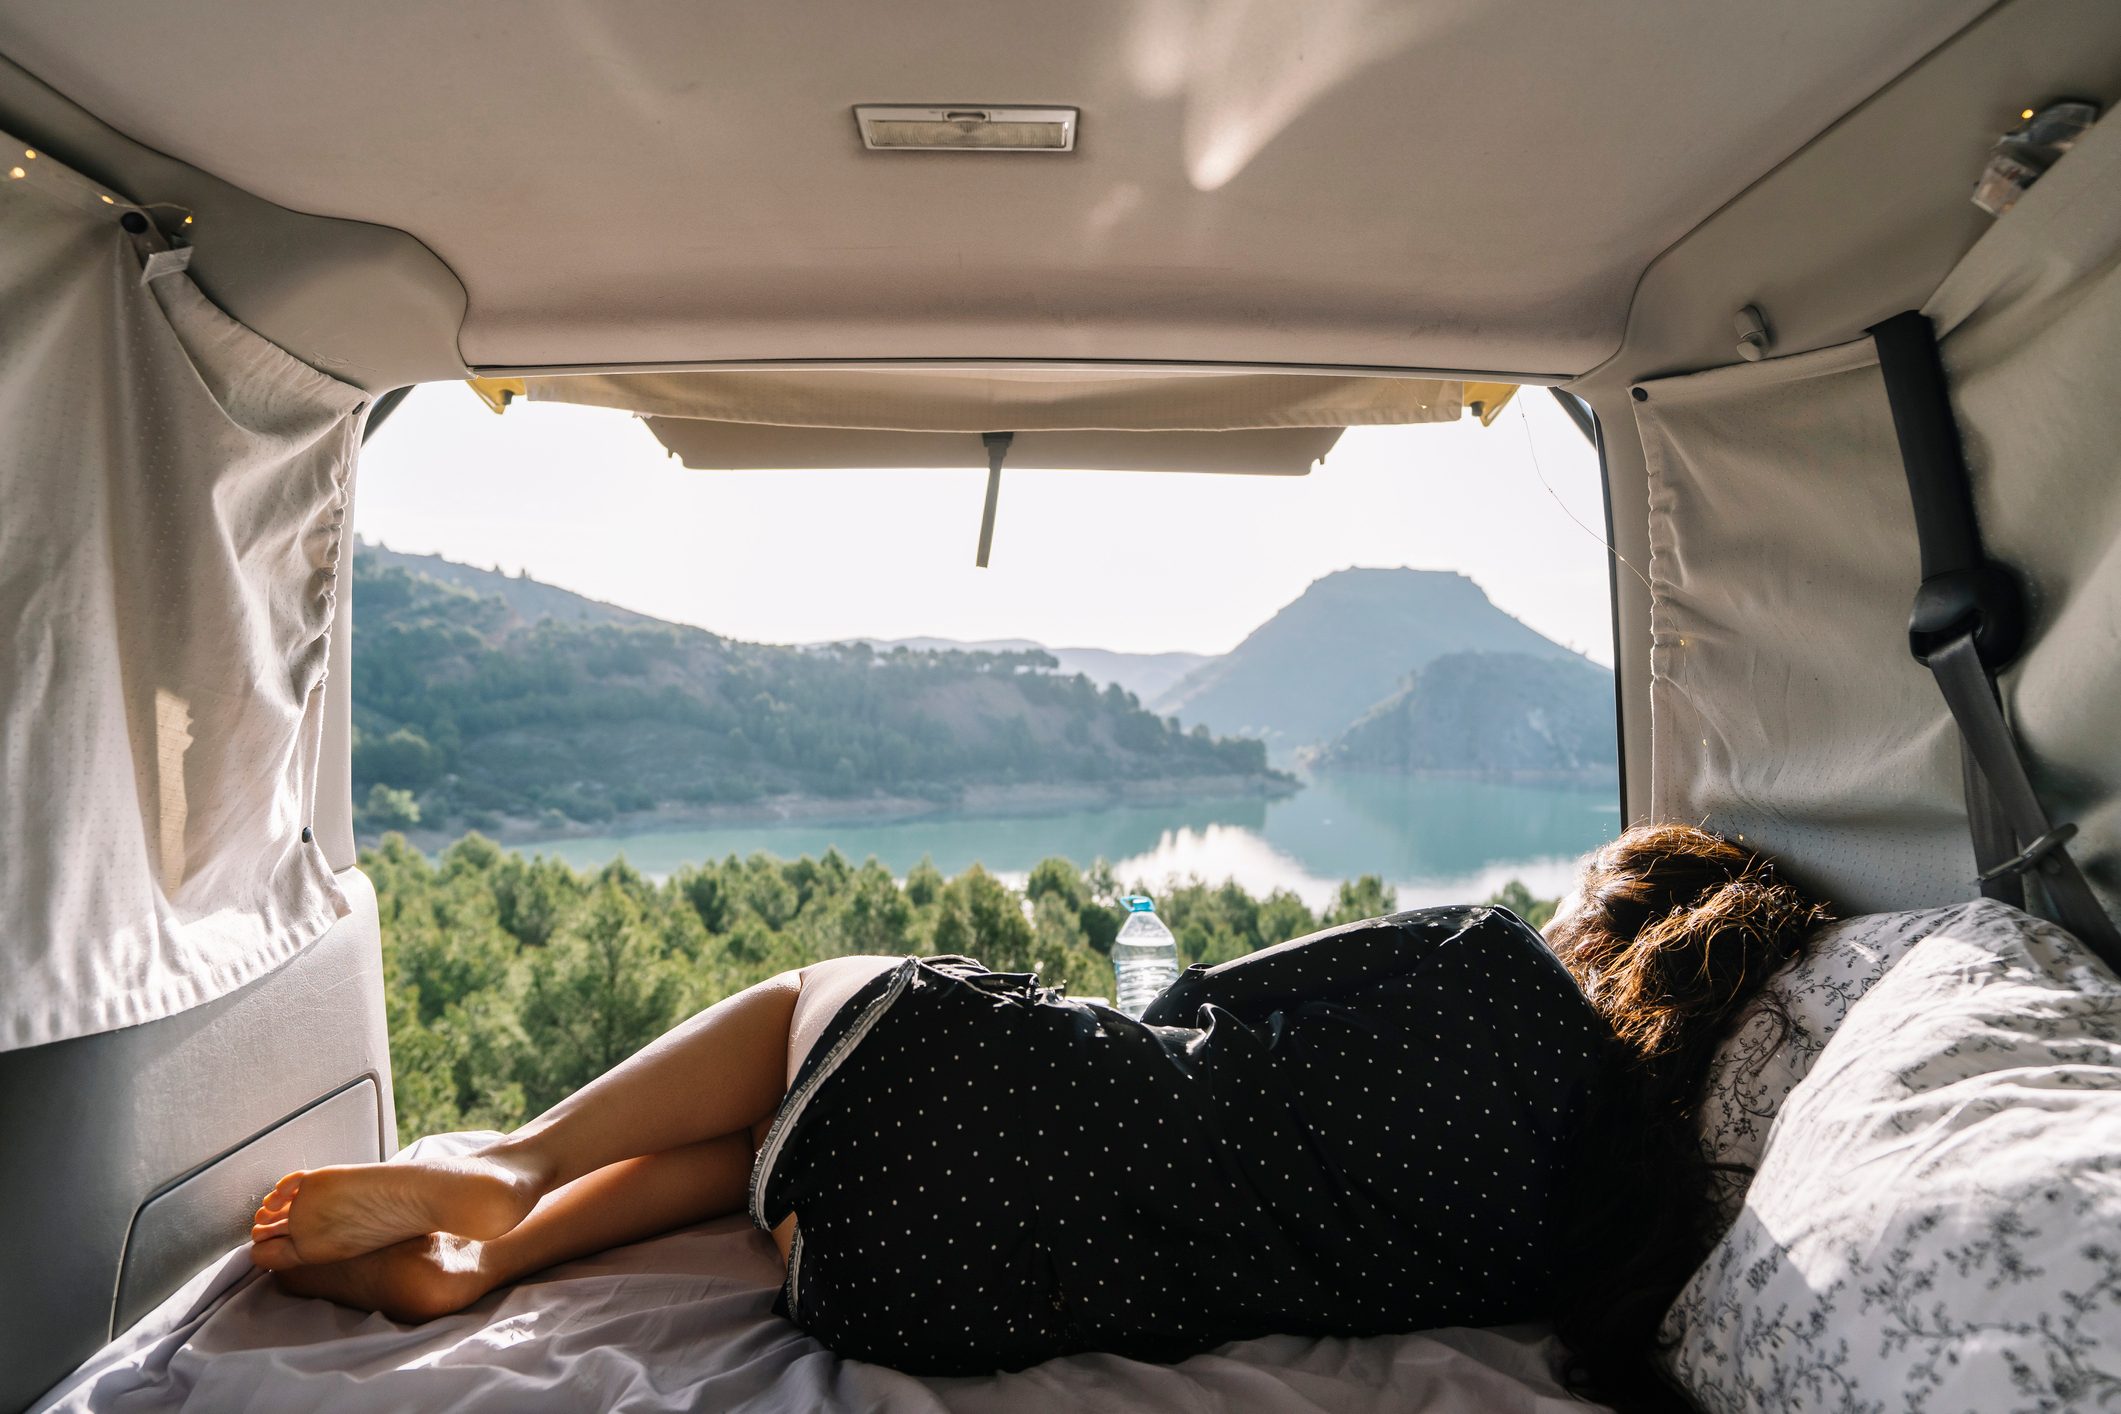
[[6, 149, 192, 228], [2021, 108, 2036, 121]]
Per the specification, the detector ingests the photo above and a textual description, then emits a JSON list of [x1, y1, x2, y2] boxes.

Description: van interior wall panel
[[0, 53, 467, 392], [0, 872, 393, 1414], [111, 1079, 381, 1336], [1630, 109, 2121, 917]]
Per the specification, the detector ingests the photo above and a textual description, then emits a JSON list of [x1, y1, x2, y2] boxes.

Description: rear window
[[350, 385, 1617, 1127]]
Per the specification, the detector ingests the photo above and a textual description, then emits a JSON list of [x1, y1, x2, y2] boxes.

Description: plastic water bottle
[[1112, 895, 1180, 1018]]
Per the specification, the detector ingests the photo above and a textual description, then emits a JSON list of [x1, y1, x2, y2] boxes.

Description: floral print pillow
[[1664, 900, 2121, 1413], [1695, 905, 1964, 1207]]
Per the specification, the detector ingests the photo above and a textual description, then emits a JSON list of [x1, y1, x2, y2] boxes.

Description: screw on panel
[[1734, 305, 1772, 361]]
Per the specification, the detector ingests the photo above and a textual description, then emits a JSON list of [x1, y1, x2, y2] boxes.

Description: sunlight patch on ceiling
[[1127, 0, 1458, 192]]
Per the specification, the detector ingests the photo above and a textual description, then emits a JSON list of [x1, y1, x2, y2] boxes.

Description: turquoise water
[[516, 773, 1620, 911]]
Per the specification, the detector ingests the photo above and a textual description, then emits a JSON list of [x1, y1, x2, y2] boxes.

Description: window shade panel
[[0, 133, 365, 1050]]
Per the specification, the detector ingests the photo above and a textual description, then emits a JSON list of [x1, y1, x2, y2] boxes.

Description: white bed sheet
[[35, 1136, 1596, 1414]]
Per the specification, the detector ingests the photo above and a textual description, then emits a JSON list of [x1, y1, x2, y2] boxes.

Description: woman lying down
[[250, 824, 1825, 1405]]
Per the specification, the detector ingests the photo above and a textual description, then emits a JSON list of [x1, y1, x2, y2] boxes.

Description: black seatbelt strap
[[1956, 679, 2022, 908], [1869, 310, 2121, 969], [1928, 634, 2121, 955]]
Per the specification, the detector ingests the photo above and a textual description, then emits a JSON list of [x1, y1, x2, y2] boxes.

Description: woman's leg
[[251, 956, 900, 1269], [274, 1130, 760, 1320]]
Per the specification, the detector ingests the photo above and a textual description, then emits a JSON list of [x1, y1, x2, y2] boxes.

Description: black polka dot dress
[[748, 905, 1606, 1374]]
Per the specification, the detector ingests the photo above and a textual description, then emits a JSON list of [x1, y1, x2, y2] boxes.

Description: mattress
[[34, 1135, 1600, 1413]]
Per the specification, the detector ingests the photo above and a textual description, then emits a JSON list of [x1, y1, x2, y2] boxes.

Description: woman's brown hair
[[1541, 823, 1830, 1410]]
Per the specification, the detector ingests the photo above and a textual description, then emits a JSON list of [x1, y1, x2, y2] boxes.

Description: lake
[[516, 773, 1621, 912]]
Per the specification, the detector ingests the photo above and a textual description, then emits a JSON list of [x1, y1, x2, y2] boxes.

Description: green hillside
[[1309, 650, 1616, 777], [351, 552, 1289, 839], [359, 541, 653, 629], [1153, 568, 1586, 759]]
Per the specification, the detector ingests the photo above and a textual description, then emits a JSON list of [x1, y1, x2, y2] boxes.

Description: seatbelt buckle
[[1975, 822, 2079, 886]]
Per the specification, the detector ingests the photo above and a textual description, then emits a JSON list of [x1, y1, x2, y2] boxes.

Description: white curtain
[[0, 133, 368, 1050], [1635, 113, 2121, 916]]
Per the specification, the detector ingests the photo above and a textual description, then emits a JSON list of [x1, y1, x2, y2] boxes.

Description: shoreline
[[400, 772, 1300, 852], [1303, 765, 1615, 786]]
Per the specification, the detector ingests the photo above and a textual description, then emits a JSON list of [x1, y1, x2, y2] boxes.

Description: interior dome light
[[855, 105, 1076, 152]]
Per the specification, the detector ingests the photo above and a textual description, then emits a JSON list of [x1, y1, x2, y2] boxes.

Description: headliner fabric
[[1637, 112, 2121, 918], [0, 1, 1994, 372], [31, 1135, 1601, 1414], [0, 132, 365, 1051], [524, 369, 1468, 432]]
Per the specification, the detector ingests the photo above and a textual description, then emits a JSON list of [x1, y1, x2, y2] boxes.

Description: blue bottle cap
[[1123, 895, 1156, 913]]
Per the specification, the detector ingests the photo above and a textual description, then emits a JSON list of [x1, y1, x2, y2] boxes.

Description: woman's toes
[[250, 1236, 299, 1271], [270, 1158, 538, 1265], [252, 1216, 290, 1242]]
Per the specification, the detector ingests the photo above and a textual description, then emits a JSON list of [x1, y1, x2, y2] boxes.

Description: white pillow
[[1662, 899, 2121, 1413], [1696, 906, 1963, 1186]]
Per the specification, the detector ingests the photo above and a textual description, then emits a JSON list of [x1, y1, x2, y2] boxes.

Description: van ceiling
[[0, 1, 1997, 377]]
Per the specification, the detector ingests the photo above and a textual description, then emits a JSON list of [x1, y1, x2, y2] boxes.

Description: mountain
[[858, 637, 1211, 704], [1153, 568, 1587, 759], [358, 540, 652, 629], [1307, 651, 1616, 777], [352, 551, 1215, 705], [350, 551, 1288, 839]]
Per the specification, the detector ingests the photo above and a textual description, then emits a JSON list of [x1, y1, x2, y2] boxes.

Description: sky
[[354, 385, 1616, 663]]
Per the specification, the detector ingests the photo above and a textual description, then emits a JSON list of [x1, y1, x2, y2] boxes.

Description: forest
[[371, 832, 1557, 1139]]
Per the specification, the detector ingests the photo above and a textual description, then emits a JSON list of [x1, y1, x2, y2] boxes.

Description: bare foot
[[270, 1233, 497, 1323], [248, 1152, 542, 1268]]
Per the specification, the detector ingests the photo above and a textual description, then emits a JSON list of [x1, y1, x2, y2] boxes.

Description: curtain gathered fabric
[[1635, 113, 2121, 916], [0, 133, 367, 1050]]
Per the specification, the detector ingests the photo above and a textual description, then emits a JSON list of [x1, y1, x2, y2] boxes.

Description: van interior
[[4, 3, 2121, 1410]]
